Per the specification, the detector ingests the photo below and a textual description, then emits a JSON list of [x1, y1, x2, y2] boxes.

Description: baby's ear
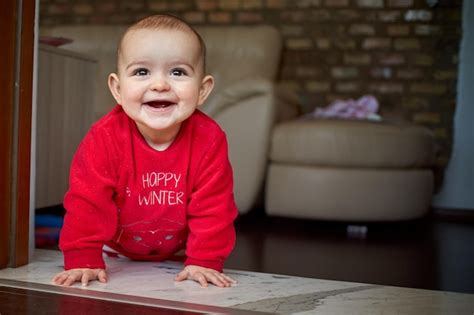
[[197, 75, 214, 106], [108, 73, 122, 104]]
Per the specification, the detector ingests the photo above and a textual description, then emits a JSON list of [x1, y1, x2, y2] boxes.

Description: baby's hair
[[117, 14, 207, 72]]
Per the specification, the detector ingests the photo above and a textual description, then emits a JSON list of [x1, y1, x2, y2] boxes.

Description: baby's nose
[[150, 76, 170, 91]]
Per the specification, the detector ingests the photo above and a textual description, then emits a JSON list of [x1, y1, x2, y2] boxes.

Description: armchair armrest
[[274, 84, 302, 123], [203, 79, 276, 213], [202, 79, 274, 117]]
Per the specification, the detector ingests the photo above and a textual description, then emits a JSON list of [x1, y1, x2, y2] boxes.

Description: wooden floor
[[0, 285, 203, 315], [226, 209, 474, 294], [35, 206, 474, 294]]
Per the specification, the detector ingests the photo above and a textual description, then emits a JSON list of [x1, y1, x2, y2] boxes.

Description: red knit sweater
[[60, 106, 237, 272]]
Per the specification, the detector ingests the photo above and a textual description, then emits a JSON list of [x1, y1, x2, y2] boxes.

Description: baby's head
[[116, 14, 207, 75], [108, 14, 215, 149]]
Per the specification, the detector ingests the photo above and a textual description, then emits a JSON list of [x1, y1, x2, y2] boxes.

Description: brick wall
[[40, 0, 462, 167]]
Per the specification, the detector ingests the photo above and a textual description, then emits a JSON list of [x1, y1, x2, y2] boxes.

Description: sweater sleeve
[[60, 127, 119, 270], [184, 132, 238, 272]]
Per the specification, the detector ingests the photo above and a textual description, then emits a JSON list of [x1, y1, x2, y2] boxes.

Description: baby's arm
[[57, 127, 118, 286], [52, 268, 107, 287], [183, 132, 238, 288], [175, 265, 236, 288]]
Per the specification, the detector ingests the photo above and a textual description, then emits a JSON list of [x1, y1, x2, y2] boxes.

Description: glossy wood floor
[[226, 208, 474, 294], [35, 206, 474, 294], [0, 285, 203, 315]]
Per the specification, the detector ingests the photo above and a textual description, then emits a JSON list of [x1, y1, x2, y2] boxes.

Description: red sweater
[[60, 106, 237, 272]]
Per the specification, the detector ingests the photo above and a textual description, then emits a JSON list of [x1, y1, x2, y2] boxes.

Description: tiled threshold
[[0, 278, 265, 314], [1, 249, 474, 314]]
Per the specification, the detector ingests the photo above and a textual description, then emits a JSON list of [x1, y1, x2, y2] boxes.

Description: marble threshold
[[0, 249, 473, 314]]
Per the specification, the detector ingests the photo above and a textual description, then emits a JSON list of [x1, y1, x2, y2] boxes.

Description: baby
[[52, 14, 238, 288]]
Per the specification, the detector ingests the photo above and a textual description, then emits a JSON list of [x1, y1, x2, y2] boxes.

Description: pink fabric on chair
[[309, 95, 381, 121]]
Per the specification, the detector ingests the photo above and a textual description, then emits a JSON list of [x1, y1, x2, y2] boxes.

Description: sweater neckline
[[130, 117, 189, 153]]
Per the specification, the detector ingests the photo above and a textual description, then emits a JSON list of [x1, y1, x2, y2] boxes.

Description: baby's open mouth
[[145, 100, 174, 108]]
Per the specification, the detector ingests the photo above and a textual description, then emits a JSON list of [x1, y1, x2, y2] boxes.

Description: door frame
[[0, 0, 35, 268]]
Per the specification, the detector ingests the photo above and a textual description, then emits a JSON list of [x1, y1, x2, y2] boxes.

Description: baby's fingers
[[81, 271, 92, 286], [194, 272, 208, 288], [206, 273, 228, 288], [210, 272, 237, 287], [63, 272, 81, 286], [82, 269, 107, 286], [52, 271, 75, 286], [52, 272, 65, 284], [221, 273, 237, 284], [52, 274, 63, 285], [97, 270, 108, 283], [174, 270, 189, 282]]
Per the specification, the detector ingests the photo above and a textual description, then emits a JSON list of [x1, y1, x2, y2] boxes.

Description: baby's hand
[[52, 268, 107, 287], [175, 265, 236, 288]]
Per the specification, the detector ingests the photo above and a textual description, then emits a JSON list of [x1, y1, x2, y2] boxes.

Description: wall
[[433, 0, 474, 210], [39, 0, 462, 169]]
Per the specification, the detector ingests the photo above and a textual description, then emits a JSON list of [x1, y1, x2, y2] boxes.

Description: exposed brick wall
[[40, 0, 462, 167]]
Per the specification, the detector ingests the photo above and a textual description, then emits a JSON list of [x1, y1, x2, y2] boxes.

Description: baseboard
[[431, 207, 474, 223]]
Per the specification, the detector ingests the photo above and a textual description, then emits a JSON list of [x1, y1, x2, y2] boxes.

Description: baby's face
[[109, 28, 213, 146]]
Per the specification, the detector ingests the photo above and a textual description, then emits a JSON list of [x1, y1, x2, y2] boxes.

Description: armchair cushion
[[270, 119, 435, 168]]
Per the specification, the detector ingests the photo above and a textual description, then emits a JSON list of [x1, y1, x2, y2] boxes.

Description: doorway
[[0, 0, 36, 268]]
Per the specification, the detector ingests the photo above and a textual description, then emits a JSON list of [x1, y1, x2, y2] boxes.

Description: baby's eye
[[133, 68, 149, 76], [170, 68, 187, 76]]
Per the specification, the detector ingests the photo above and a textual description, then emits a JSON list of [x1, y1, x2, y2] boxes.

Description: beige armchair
[[265, 117, 436, 221], [40, 25, 283, 214]]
